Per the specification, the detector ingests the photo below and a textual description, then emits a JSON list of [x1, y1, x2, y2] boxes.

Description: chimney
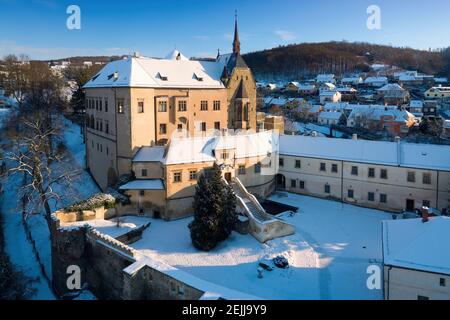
[[395, 136, 401, 166], [422, 206, 429, 223], [352, 134, 358, 140], [134, 51, 141, 58]]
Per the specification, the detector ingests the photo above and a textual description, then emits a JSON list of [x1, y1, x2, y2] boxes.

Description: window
[[189, 170, 197, 181], [332, 164, 338, 173], [380, 194, 387, 203], [173, 172, 182, 183], [96, 99, 99, 110], [291, 180, 297, 188], [299, 181, 305, 189], [255, 163, 261, 174], [201, 122, 206, 132], [279, 158, 284, 167], [138, 101, 144, 113], [214, 122, 221, 130], [417, 296, 429, 301], [351, 166, 358, 176], [106, 147, 109, 156], [423, 200, 431, 208], [348, 189, 354, 199], [213, 100, 221, 111], [99, 99, 102, 111], [158, 101, 167, 112], [200, 101, 208, 111], [105, 121, 109, 134], [139, 190, 145, 196], [368, 168, 375, 178], [368, 192, 375, 202], [440, 278, 446, 287], [238, 165, 246, 175], [159, 124, 167, 135], [407, 171, 416, 183], [178, 101, 187, 112], [99, 121, 103, 132], [117, 99, 124, 114], [177, 124, 183, 132], [221, 152, 229, 160], [142, 169, 148, 177], [380, 169, 388, 179], [105, 99, 108, 112], [423, 173, 431, 185], [324, 184, 331, 194], [295, 160, 301, 169], [320, 163, 326, 172]]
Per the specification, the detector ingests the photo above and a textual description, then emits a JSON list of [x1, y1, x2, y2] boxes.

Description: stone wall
[[50, 211, 222, 300]]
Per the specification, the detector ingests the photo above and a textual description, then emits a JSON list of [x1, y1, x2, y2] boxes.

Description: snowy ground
[[0, 116, 100, 300], [131, 192, 392, 300], [64, 216, 153, 239]]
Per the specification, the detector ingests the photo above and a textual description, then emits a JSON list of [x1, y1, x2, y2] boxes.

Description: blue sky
[[0, 0, 449, 60]]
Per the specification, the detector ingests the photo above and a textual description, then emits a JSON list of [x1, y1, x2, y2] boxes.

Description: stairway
[[227, 177, 295, 242]]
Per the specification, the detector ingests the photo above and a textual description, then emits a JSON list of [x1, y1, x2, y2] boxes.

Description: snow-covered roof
[[164, 49, 189, 61], [83, 53, 230, 89], [383, 217, 450, 275], [410, 100, 423, 108], [320, 90, 340, 97], [133, 146, 166, 162], [342, 76, 362, 83], [364, 77, 388, 84], [298, 84, 316, 90], [318, 111, 343, 120], [119, 179, 165, 190], [377, 83, 405, 92], [348, 107, 413, 123], [164, 131, 276, 165], [279, 136, 450, 171]]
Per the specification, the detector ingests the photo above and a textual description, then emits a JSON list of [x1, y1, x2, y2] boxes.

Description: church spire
[[233, 10, 241, 55]]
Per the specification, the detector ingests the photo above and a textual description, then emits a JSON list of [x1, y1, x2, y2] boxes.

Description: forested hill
[[242, 42, 450, 80]]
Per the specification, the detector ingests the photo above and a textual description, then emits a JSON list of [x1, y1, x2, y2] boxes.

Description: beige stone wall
[[227, 68, 257, 130], [122, 189, 166, 217], [133, 162, 164, 179], [279, 156, 343, 200], [279, 155, 450, 212], [384, 266, 450, 300]]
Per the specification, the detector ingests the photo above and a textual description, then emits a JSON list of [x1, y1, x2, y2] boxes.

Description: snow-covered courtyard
[[130, 192, 393, 300]]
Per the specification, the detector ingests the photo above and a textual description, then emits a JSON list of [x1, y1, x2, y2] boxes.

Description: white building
[[364, 77, 388, 87], [341, 76, 363, 86], [383, 216, 450, 300], [319, 91, 341, 104], [317, 111, 344, 126], [316, 74, 335, 84]]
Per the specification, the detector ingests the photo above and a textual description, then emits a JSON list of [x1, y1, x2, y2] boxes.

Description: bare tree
[[1, 111, 80, 226], [2, 54, 29, 108]]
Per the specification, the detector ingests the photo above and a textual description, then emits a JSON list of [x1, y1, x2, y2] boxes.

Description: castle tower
[[222, 12, 257, 131]]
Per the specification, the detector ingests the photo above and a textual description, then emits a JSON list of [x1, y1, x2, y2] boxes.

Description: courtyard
[[126, 192, 393, 300]]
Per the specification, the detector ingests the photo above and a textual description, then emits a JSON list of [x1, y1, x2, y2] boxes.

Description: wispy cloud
[[274, 30, 297, 41]]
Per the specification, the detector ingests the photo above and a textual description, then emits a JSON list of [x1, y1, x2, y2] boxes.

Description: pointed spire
[[233, 10, 241, 55]]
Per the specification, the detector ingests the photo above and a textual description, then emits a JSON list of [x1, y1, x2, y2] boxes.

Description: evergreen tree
[[189, 164, 237, 251]]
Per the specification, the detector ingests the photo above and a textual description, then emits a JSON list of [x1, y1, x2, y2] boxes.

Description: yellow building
[[84, 16, 257, 190]]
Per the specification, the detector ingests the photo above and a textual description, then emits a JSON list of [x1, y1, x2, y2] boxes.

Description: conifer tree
[[189, 164, 237, 251]]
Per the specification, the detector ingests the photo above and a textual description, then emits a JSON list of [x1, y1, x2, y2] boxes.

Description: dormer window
[[194, 73, 204, 82], [91, 74, 100, 82], [107, 72, 119, 81], [156, 72, 168, 81]]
